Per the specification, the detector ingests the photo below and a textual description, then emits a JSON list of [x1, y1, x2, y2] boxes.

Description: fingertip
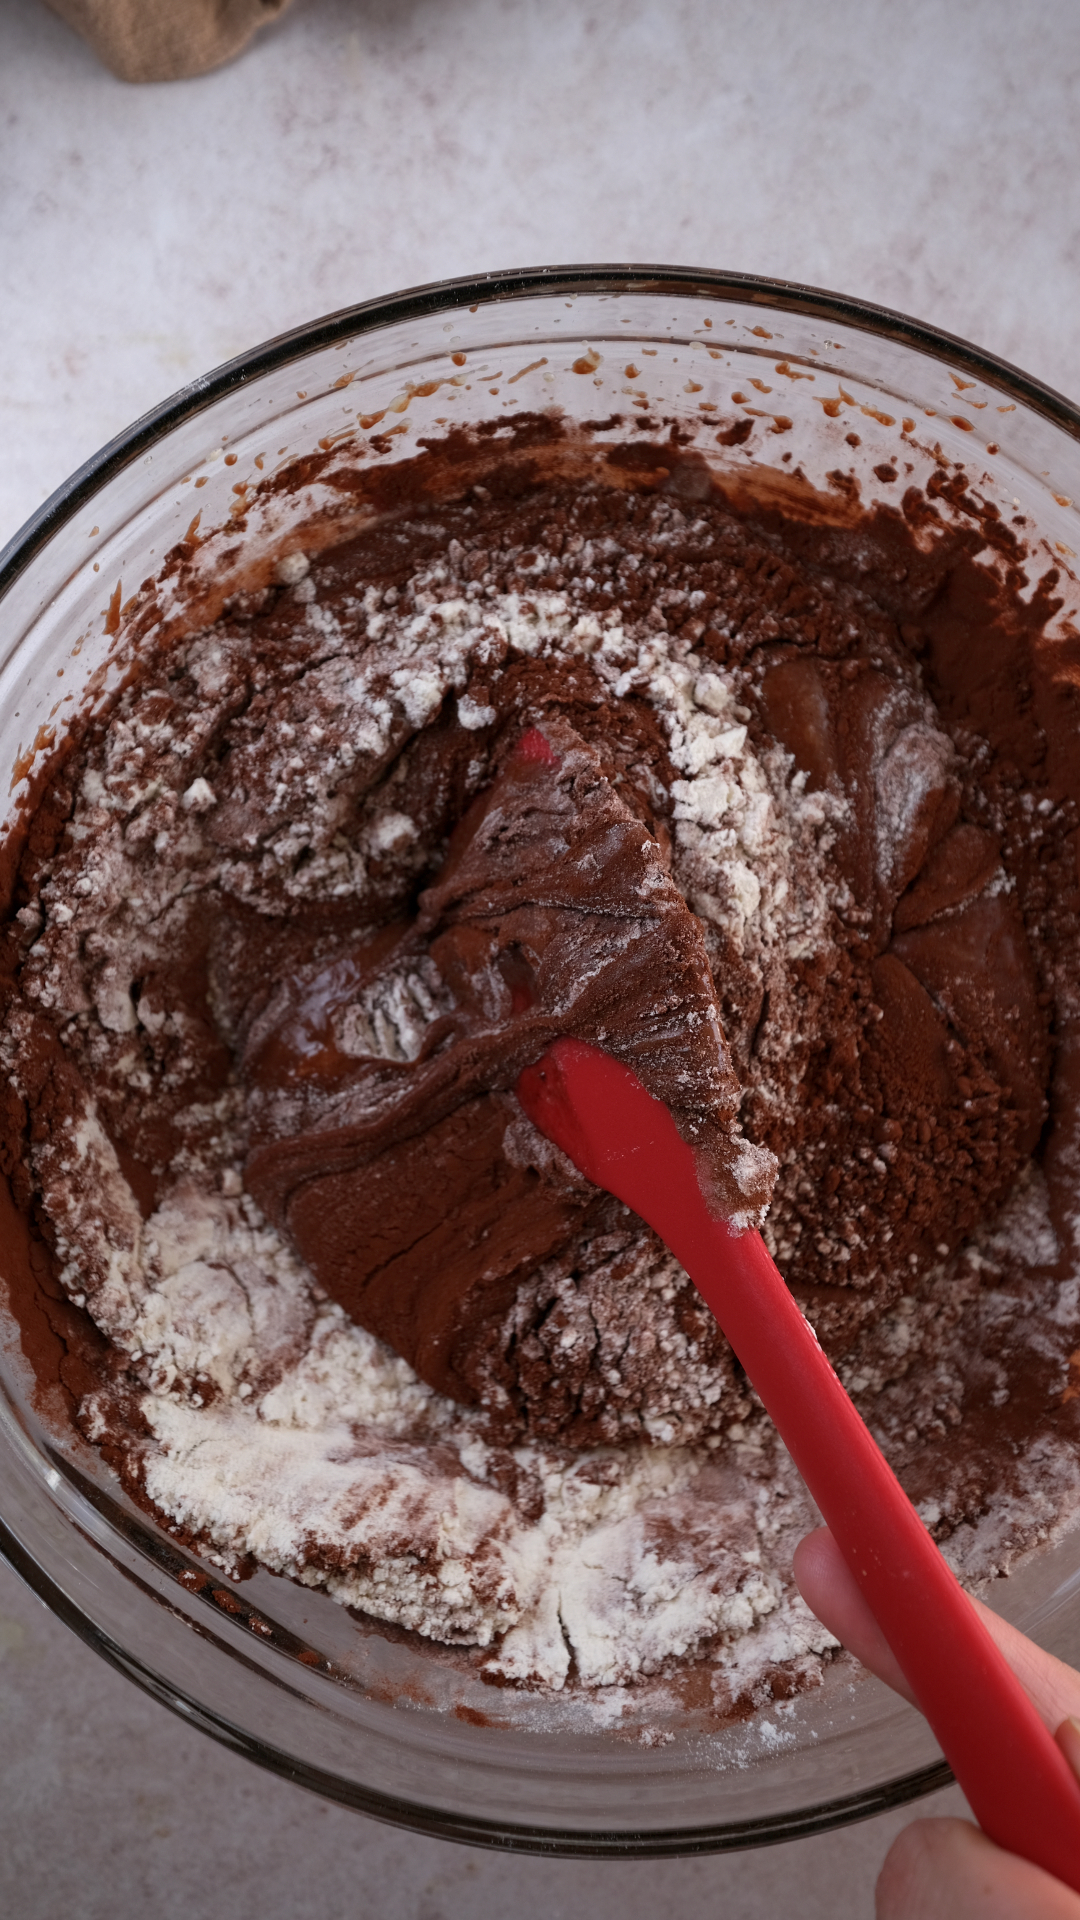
[[876, 1819, 983, 1920], [793, 1525, 915, 1705], [792, 1525, 841, 1604], [878, 1816, 1080, 1918]]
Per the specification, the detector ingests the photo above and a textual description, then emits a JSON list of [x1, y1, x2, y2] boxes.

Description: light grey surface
[[0, 1553, 965, 1919], [1, 0, 1077, 1911], [4, 0, 1080, 548]]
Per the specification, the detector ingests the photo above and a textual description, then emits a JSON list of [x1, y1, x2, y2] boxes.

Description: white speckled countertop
[[2, 0, 1079, 1910]]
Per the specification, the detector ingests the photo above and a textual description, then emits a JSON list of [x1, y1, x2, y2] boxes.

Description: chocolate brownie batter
[[241, 715, 774, 1409], [2, 429, 1079, 1696]]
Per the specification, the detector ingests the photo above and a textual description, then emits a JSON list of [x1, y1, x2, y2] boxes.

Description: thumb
[[793, 1526, 1080, 1734]]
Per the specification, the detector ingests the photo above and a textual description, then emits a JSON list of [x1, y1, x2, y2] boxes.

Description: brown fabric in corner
[[43, 0, 294, 82]]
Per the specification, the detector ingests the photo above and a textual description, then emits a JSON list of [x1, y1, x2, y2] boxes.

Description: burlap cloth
[[44, 0, 295, 82]]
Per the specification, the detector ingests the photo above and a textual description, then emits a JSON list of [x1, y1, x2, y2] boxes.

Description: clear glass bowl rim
[[4, 261, 1080, 601], [1, 261, 1077, 1855]]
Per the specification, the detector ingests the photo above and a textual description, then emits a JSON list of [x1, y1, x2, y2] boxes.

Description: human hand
[[794, 1527, 1080, 1917]]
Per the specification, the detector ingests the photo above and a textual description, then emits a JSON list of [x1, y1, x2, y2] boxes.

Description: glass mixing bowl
[[2, 266, 1080, 1856]]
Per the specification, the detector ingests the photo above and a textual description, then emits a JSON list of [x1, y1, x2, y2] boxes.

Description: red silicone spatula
[[517, 1036, 1080, 1887]]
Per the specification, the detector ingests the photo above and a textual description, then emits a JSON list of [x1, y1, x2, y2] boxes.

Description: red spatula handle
[[517, 1038, 1080, 1889]]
